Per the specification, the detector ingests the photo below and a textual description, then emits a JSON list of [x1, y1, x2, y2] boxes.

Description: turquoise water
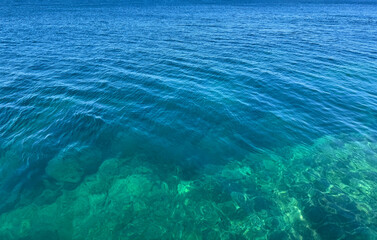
[[0, 3, 377, 240]]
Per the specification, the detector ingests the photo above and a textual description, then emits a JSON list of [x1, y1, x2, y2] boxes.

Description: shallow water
[[0, 3, 377, 240]]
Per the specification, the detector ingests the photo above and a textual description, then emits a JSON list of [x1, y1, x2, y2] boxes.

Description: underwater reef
[[0, 135, 376, 240]]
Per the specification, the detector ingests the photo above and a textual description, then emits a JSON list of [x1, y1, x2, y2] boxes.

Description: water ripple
[[0, 3, 377, 239]]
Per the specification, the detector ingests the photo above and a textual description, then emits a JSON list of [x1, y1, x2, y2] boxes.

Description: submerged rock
[[0, 135, 376, 239], [45, 146, 101, 184], [45, 154, 83, 184]]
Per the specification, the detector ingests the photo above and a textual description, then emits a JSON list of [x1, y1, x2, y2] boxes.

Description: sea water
[[0, 3, 376, 239]]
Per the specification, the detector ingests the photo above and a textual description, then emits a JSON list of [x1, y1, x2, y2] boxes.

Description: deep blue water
[[0, 3, 377, 240]]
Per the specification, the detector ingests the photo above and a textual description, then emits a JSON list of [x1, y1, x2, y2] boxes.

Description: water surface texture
[[0, 3, 377, 240]]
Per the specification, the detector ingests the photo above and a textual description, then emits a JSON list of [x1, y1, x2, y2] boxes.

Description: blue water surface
[[0, 3, 376, 239]]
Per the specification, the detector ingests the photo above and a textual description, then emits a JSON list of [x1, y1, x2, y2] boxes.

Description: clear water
[[0, 3, 377, 240]]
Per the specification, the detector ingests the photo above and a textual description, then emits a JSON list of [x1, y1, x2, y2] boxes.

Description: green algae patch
[[177, 181, 193, 195], [0, 136, 376, 239]]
